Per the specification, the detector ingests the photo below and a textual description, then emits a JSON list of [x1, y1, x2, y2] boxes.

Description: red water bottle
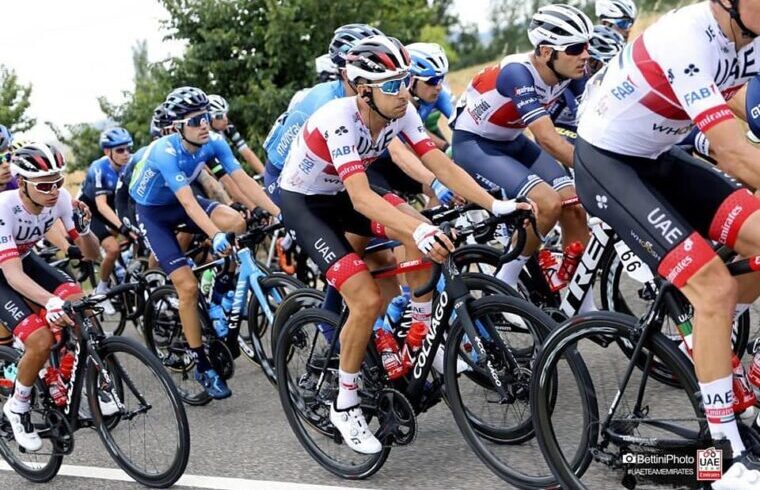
[[401, 322, 428, 369], [538, 249, 566, 292], [557, 241, 584, 282], [44, 367, 67, 407], [60, 353, 75, 382], [374, 329, 407, 380], [732, 356, 757, 415], [747, 350, 760, 397]]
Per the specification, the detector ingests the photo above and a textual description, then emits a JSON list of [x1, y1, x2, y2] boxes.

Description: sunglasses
[[552, 42, 589, 56], [609, 18, 634, 30], [420, 75, 445, 87], [176, 112, 211, 127], [28, 176, 64, 194], [0, 152, 10, 164], [111, 146, 132, 155], [211, 112, 227, 120], [367, 74, 412, 95]]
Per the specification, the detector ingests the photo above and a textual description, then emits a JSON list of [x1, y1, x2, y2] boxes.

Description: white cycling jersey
[[279, 96, 436, 195], [578, 2, 760, 158], [0, 188, 79, 263]]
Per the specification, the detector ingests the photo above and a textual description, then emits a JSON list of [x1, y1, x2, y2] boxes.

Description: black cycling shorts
[[366, 153, 423, 196], [279, 188, 404, 290], [0, 252, 81, 342], [80, 197, 117, 241], [574, 138, 760, 287]]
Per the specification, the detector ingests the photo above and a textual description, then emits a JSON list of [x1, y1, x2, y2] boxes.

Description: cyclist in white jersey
[[575, 2, 760, 487], [279, 35, 532, 455]]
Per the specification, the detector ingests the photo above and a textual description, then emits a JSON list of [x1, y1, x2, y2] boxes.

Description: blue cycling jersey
[[80, 156, 120, 205], [547, 77, 588, 131], [417, 87, 454, 122], [263, 80, 346, 171], [129, 132, 241, 206], [747, 74, 760, 138]]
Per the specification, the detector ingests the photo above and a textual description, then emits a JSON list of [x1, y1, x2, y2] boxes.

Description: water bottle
[[114, 261, 126, 284], [200, 269, 216, 297], [557, 241, 584, 283], [401, 322, 428, 369], [208, 303, 229, 338], [538, 249, 566, 292], [44, 367, 67, 407], [374, 329, 407, 380], [747, 344, 760, 399], [386, 295, 408, 326], [732, 356, 757, 416], [60, 352, 75, 382]]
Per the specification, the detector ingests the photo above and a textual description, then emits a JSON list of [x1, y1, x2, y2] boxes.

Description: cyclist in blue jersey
[[207, 94, 265, 175], [79, 127, 135, 314], [129, 86, 279, 399], [0, 125, 18, 193], [595, 0, 637, 41]]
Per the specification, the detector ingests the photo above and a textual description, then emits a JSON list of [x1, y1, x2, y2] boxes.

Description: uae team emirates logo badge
[[696, 447, 722, 481]]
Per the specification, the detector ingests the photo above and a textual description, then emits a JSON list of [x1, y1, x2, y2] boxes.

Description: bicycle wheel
[[444, 295, 559, 487], [531, 312, 708, 489], [452, 244, 500, 275], [244, 273, 305, 374], [143, 285, 211, 406], [0, 346, 63, 483], [276, 308, 390, 479], [599, 250, 750, 385], [88, 336, 190, 488], [270, 288, 326, 359]]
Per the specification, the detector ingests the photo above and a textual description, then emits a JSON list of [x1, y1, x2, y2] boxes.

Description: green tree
[[0, 65, 35, 133], [46, 122, 102, 173], [419, 25, 459, 67]]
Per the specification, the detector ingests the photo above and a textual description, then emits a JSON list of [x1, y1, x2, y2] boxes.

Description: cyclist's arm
[[0, 258, 57, 306], [73, 229, 100, 261], [44, 220, 71, 253], [420, 148, 495, 211], [58, 195, 99, 261], [426, 130, 449, 150], [94, 195, 122, 230], [386, 138, 437, 186], [198, 167, 232, 205], [175, 186, 222, 238], [705, 118, 760, 189], [727, 84, 747, 122], [343, 173, 421, 236], [228, 168, 280, 216], [527, 115, 574, 167], [239, 147, 265, 175]]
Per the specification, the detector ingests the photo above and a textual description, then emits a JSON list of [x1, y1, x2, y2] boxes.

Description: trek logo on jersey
[[513, 85, 535, 97], [684, 84, 718, 106], [610, 77, 637, 101]]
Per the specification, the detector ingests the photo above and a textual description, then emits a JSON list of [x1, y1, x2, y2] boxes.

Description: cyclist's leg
[[98, 235, 120, 289], [346, 233, 398, 309], [575, 138, 746, 455]]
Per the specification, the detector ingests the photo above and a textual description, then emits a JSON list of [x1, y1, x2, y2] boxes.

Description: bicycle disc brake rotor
[[208, 339, 235, 380], [375, 388, 417, 446], [44, 408, 74, 455]]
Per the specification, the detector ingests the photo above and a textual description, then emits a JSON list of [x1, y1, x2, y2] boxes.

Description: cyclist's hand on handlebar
[[413, 223, 455, 264], [212, 232, 232, 255], [66, 245, 82, 260], [45, 296, 73, 327]]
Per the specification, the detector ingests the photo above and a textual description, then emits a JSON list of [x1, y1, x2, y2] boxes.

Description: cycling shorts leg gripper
[[371, 192, 406, 238], [135, 204, 190, 275], [708, 189, 760, 248], [53, 283, 82, 299], [325, 253, 368, 291], [656, 231, 716, 288], [14, 314, 47, 344]]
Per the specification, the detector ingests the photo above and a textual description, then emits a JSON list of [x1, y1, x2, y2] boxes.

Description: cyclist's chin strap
[[366, 90, 395, 122], [718, 0, 757, 38], [547, 50, 569, 82], [410, 80, 422, 105], [178, 126, 204, 149], [21, 181, 46, 210]]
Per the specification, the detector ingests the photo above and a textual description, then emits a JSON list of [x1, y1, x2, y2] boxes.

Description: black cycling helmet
[[164, 86, 210, 120], [328, 23, 385, 68]]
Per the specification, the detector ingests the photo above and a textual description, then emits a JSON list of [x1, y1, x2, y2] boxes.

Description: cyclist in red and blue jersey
[[129, 86, 279, 399], [79, 127, 135, 313], [451, 4, 593, 292], [279, 35, 533, 455]]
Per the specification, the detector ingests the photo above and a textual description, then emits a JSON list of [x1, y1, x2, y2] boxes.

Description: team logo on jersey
[[334, 126, 348, 135], [596, 195, 608, 209], [12, 206, 21, 215], [684, 64, 700, 77], [165, 147, 177, 156], [513, 85, 535, 97]]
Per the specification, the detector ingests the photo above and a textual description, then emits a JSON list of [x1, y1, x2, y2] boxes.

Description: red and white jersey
[[578, 2, 760, 158], [280, 97, 436, 195], [453, 53, 574, 141], [0, 188, 79, 263]]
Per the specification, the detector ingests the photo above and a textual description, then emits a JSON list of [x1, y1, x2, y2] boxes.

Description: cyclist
[[129, 86, 279, 399], [575, 1, 760, 487], [278, 35, 532, 454], [595, 0, 638, 41], [0, 143, 101, 451], [207, 94, 265, 175], [0, 126, 18, 192], [451, 4, 592, 292], [79, 127, 134, 314], [315, 53, 339, 83]]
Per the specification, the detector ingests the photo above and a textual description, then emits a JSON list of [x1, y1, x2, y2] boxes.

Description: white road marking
[[0, 462, 374, 490]]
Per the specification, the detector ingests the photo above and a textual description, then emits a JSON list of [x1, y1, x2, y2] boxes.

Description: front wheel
[[89, 336, 190, 488]]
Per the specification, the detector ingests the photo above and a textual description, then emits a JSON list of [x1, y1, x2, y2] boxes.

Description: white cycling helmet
[[345, 35, 411, 83], [12, 142, 66, 178], [595, 0, 637, 20], [589, 25, 625, 62], [208, 94, 229, 114], [406, 42, 449, 78], [315, 54, 339, 80], [528, 4, 594, 48]]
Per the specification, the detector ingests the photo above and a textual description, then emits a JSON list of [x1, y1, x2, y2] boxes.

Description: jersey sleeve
[[210, 133, 243, 175], [496, 63, 547, 126], [643, 34, 733, 132], [434, 89, 454, 119], [206, 157, 228, 179], [0, 204, 18, 263], [56, 188, 79, 241], [93, 161, 114, 196], [223, 124, 248, 151], [398, 103, 437, 157]]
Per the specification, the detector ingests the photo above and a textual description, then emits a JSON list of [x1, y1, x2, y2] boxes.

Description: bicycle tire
[[270, 288, 326, 360], [88, 336, 190, 488], [531, 312, 706, 489]]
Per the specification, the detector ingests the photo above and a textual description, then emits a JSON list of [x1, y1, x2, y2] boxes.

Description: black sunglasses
[[112, 146, 132, 155]]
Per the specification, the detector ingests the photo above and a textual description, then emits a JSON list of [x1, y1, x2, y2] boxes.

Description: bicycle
[[530, 254, 760, 489], [0, 283, 190, 487], [275, 209, 562, 486]]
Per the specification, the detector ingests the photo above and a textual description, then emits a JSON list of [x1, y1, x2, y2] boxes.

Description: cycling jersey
[[129, 132, 241, 206], [264, 80, 346, 172], [453, 52, 585, 141], [80, 156, 119, 206], [1, 178, 18, 192], [0, 188, 79, 263], [577, 2, 760, 158], [548, 77, 588, 130], [417, 86, 454, 122], [115, 146, 147, 227], [279, 97, 436, 196]]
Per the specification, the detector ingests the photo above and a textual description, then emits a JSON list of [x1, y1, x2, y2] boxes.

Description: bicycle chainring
[[44, 408, 75, 455], [208, 339, 235, 380], [374, 388, 417, 446]]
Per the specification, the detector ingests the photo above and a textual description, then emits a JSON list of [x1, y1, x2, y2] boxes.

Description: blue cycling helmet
[[164, 86, 210, 120], [328, 24, 385, 68], [150, 103, 174, 139], [406, 42, 449, 79], [747, 74, 760, 140], [0, 125, 12, 152], [99, 127, 133, 150]]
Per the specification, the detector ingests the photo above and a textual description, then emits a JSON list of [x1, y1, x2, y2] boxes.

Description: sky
[[2, 0, 490, 142]]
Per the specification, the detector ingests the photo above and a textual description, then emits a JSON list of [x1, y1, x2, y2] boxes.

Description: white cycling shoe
[[432, 345, 470, 375], [3, 401, 41, 452], [79, 389, 120, 419], [712, 452, 760, 489], [329, 404, 382, 455]]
